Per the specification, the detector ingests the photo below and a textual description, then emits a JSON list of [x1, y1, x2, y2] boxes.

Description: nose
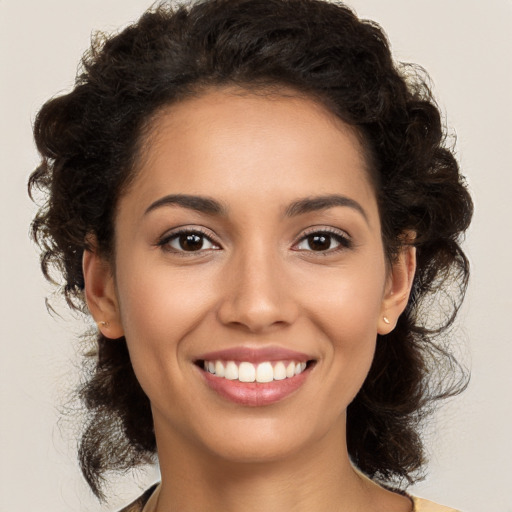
[[216, 244, 299, 333]]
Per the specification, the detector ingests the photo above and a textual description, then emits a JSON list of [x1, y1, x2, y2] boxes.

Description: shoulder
[[117, 484, 159, 512], [412, 496, 462, 512]]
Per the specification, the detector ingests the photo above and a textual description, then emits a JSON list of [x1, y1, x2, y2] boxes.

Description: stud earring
[[98, 321, 110, 328], [383, 316, 390, 325]]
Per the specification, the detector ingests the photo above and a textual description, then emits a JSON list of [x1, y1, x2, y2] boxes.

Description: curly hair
[[28, 0, 473, 500]]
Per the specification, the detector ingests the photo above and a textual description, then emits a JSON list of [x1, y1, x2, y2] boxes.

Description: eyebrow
[[144, 194, 226, 216], [285, 194, 369, 223], [144, 192, 368, 223]]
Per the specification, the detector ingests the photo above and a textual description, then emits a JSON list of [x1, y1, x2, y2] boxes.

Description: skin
[[83, 88, 416, 512]]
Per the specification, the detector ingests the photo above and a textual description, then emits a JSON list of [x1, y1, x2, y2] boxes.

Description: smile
[[202, 360, 308, 383], [196, 348, 315, 406]]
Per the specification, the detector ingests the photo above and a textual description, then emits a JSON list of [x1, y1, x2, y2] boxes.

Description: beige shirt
[[134, 484, 461, 512], [412, 496, 460, 512]]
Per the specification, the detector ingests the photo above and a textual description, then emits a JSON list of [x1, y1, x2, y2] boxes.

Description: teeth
[[239, 362, 256, 382], [273, 362, 286, 381], [225, 361, 238, 380], [215, 360, 225, 378], [203, 359, 309, 382], [256, 362, 274, 383]]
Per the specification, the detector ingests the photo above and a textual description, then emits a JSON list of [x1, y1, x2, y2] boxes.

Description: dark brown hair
[[29, 0, 473, 500]]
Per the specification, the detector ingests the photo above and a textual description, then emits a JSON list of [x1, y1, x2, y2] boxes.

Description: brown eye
[[306, 234, 332, 251], [294, 230, 351, 253], [178, 233, 204, 251], [162, 230, 219, 252]]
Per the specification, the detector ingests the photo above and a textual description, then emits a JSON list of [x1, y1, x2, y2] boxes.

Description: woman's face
[[87, 88, 412, 465]]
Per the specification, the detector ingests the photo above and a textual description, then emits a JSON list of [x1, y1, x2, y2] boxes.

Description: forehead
[[122, 88, 378, 223], [144, 87, 368, 166]]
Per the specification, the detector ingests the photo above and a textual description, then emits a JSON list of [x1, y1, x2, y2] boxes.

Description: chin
[[183, 410, 345, 467]]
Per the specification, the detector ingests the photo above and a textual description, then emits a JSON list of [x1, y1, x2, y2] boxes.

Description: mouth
[[196, 359, 315, 383], [194, 348, 316, 406]]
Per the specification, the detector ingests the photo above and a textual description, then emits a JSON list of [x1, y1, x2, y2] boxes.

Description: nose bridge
[[217, 235, 296, 331]]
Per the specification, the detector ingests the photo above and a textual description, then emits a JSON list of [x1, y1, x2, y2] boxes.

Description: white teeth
[[203, 359, 309, 382], [273, 362, 287, 381], [215, 360, 225, 377], [225, 361, 239, 380], [256, 362, 274, 383], [239, 362, 256, 382]]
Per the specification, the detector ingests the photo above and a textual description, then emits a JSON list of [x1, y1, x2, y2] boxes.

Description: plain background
[[1, 1, 511, 511]]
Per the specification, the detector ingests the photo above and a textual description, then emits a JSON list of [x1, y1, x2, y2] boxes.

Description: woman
[[28, 0, 473, 510]]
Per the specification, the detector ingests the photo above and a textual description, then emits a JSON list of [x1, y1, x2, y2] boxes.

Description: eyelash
[[157, 227, 352, 255], [293, 228, 352, 254], [157, 227, 221, 254]]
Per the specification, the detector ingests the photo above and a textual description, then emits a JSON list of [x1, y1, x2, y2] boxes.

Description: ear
[[82, 247, 124, 339], [377, 243, 416, 335]]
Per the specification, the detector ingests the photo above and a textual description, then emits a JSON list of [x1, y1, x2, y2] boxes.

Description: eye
[[159, 229, 220, 253], [294, 230, 351, 253]]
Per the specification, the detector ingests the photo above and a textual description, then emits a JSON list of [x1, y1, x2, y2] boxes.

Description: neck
[[152, 419, 403, 512]]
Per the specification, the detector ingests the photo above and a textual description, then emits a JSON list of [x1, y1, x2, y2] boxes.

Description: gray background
[[1, 1, 511, 511]]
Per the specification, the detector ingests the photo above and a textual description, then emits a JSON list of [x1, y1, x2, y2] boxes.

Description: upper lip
[[196, 346, 312, 364]]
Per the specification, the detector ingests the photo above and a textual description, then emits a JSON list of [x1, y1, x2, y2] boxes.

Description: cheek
[[114, 258, 218, 388], [300, 255, 387, 336], [117, 250, 217, 327], [297, 257, 386, 395]]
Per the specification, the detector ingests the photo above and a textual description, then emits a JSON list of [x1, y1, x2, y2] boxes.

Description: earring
[[383, 316, 390, 324], [98, 321, 110, 328]]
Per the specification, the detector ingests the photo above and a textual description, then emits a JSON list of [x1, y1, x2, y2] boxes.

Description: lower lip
[[200, 366, 311, 406]]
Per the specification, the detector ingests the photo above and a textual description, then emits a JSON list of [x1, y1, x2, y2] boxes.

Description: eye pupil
[[180, 233, 203, 251], [308, 234, 331, 251]]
